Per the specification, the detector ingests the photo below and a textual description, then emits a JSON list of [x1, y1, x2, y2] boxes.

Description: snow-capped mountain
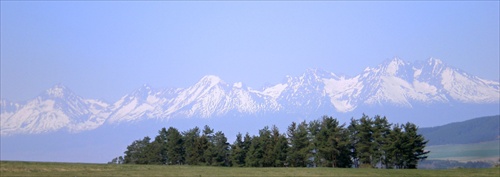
[[1, 58, 498, 135], [1, 84, 110, 135]]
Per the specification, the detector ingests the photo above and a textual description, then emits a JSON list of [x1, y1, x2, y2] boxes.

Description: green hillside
[[419, 115, 499, 146]]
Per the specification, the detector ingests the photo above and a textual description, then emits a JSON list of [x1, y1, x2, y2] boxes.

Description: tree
[[118, 156, 124, 164], [245, 135, 262, 167], [308, 119, 321, 167], [200, 125, 215, 165], [355, 114, 374, 168], [271, 125, 288, 167], [372, 115, 392, 168], [287, 121, 311, 167], [347, 118, 360, 168], [212, 131, 230, 166], [166, 127, 184, 165], [147, 136, 166, 164], [230, 133, 246, 167], [124, 136, 151, 164], [259, 126, 274, 167], [401, 122, 429, 169], [315, 116, 351, 168], [183, 127, 201, 165]]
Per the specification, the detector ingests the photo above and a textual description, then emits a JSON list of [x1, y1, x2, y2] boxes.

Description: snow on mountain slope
[[0, 85, 110, 135], [161, 75, 274, 118], [106, 84, 176, 123], [1, 58, 498, 135]]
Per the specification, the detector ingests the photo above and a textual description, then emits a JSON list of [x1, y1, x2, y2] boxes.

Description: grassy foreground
[[1, 161, 499, 177]]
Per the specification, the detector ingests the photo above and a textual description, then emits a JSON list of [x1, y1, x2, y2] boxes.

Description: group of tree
[[118, 114, 429, 169]]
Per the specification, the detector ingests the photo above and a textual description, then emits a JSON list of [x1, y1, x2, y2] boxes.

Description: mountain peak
[[380, 57, 407, 75], [198, 75, 225, 87], [45, 84, 70, 98], [428, 57, 443, 66]]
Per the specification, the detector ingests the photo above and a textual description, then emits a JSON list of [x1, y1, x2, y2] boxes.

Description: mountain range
[[1, 58, 499, 136]]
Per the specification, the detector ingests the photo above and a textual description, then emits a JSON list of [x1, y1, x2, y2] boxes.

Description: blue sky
[[1, 1, 499, 102]]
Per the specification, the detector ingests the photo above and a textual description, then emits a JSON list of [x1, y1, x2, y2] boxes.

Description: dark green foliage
[[183, 127, 200, 165], [271, 125, 289, 167], [212, 131, 230, 166], [124, 136, 151, 164], [245, 135, 262, 167], [372, 115, 392, 168], [355, 114, 374, 167], [165, 127, 184, 165], [122, 115, 429, 168], [230, 133, 247, 167], [287, 121, 311, 167]]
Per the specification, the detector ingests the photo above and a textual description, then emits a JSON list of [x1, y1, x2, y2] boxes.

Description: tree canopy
[[119, 114, 429, 169]]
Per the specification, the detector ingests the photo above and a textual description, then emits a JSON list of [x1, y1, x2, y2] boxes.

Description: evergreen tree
[[271, 125, 288, 167], [287, 121, 311, 167], [308, 119, 321, 167], [147, 135, 166, 164], [347, 118, 360, 168], [372, 115, 392, 168], [259, 126, 274, 167], [315, 116, 351, 168], [336, 127, 353, 168], [242, 133, 252, 165], [355, 114, 374, 168], [201, 125, 215, 165], [230, 133, 246, 167], [124, 136, 151, 164], [166, 127, 184, 165], [388, 124, 404, 168], [401, 122, 429, 169], [245, 135, 263, 167], [183, 127, 201, 165], [212, 131, 230, 166]]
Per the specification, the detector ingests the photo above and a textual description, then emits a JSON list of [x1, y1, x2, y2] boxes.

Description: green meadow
[[1, 161, 499, 177], [426, 140, 500, 162]]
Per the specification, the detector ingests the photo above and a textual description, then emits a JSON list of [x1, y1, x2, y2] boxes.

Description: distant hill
[[419, 115, 500, 146]]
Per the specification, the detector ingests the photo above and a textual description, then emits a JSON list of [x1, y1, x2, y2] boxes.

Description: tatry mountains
[[1, 58, 499, 136]]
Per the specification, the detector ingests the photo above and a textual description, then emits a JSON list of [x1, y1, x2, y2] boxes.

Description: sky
[[1, 1, 499, 103]]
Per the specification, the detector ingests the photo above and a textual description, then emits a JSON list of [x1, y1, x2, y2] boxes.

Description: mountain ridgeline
[[1, 58, 499, 136], [418, 115, 500, 146]]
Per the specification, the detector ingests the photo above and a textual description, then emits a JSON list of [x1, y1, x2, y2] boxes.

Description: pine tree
[[402, 122, 429, 169], [124, 136, 151, 164], [287, 121, 311, 167], [315, 116, 351, 168], [259, 126, 274, 167], [372, 115, 392, 168], [201, 125, 215, 165], [355, 114, 374, 168], [388, 124, 404, 168], [271, 125, 288, 167], [347, 118, 360, 168], [166, 127, 184, 165], [148, 135, 166, 164], [230, 133, 246, 167], [245, 135, 262, 167], [183, 127, 201, 165], [212, 131, 230, 166], [308, 119, 321, 167]]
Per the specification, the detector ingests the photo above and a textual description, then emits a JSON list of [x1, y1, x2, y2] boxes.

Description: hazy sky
[[1, 1, 499, 102]]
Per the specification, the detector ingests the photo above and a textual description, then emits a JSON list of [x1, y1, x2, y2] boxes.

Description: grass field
[[426, 140, 500, 162], [1, 161, 499, 177]]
